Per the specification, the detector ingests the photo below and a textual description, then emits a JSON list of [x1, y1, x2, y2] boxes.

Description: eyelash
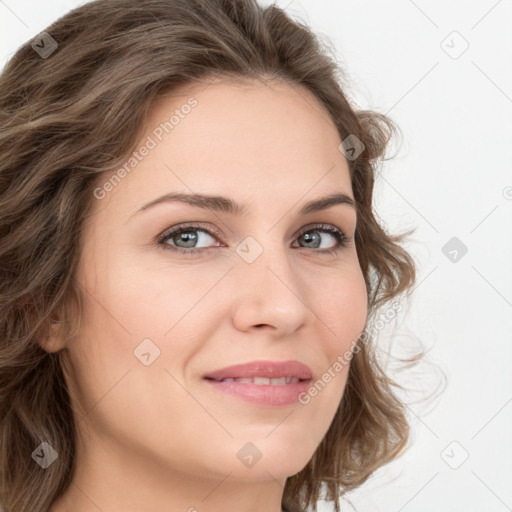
[[156, 222, 350, 257]]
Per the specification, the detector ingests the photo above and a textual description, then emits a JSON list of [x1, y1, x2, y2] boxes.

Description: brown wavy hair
[[0, 0, 417, 511]]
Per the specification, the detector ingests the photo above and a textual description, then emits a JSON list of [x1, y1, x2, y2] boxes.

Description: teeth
[[253, 377, 271, 385], [219, 376, 301, 385]]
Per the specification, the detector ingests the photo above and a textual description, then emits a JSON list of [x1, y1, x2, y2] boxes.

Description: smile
[[208, 376, 303, 385]]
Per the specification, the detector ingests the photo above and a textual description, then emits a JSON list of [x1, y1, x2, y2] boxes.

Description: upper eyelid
[[158, 222, 222, 242], [158, 222, 348, 245]]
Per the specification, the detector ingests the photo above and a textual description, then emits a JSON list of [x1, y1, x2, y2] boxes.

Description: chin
[[225, 458, 310, 482], [210, 434, 317, 481]]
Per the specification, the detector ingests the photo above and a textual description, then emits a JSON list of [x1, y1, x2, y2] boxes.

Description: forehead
[[146, 77, 343, 158], [95, 77, 353, 218]]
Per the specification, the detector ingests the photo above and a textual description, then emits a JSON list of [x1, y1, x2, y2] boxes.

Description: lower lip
[[203, 379, 312, 407]]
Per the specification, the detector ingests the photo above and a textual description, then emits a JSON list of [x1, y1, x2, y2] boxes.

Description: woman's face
[[53, 78, 368, 502]]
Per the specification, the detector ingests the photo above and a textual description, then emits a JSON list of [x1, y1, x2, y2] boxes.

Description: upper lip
[[203, 360, 313, 381]]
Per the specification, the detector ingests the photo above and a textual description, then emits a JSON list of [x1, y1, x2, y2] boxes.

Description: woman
[[0, 1, 416, 511]]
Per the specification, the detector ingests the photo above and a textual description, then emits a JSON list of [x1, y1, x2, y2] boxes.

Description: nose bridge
[[235, 231, 293, 285], [230, 231, 311, 333]]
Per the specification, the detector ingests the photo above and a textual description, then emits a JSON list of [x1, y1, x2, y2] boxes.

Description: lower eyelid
[[158, 227, 220, 249], [158, 224, 349, 252]]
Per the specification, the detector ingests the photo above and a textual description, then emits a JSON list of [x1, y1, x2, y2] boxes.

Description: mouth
[[203, 359, 313, 381], [202, 360, 313, 407], [204, 376, 308, 385]]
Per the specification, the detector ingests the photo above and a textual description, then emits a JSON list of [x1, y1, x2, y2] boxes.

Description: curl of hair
[[0, 1, 417, 511]]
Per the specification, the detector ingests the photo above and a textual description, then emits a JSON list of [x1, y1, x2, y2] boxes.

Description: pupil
[[178, 231, 197, 247], [302, 232, 320, 248]]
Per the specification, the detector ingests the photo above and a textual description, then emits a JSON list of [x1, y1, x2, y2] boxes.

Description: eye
[[157, 222, 222, 255], [293, 224, 349, 254], [157, 222, 350, 256]]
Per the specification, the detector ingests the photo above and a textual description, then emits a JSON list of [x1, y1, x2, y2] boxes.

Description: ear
[[25, 289, 80, 353], [35, 302, 77, 353], [37, 318, 69, 353]]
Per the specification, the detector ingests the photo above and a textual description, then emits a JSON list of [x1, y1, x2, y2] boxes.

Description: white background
[[1, 1, 511, 511]]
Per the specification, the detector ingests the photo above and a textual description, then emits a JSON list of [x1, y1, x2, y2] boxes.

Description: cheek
[[316, 265, 368, 352], [72, 259, 229, 396], [108, 263, 225, 344], [288, 265, 367, 447], [63, 258, 213, 446], [78, 245, 211, 339]]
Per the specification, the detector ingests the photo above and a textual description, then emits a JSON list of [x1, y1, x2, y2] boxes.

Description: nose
[[230, 238, 312, 337]]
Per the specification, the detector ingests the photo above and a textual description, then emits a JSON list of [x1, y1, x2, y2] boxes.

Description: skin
[[45, 77, 368, 512]]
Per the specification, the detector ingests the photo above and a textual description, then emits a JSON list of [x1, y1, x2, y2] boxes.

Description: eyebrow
[[131, 191, 356, 219]]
